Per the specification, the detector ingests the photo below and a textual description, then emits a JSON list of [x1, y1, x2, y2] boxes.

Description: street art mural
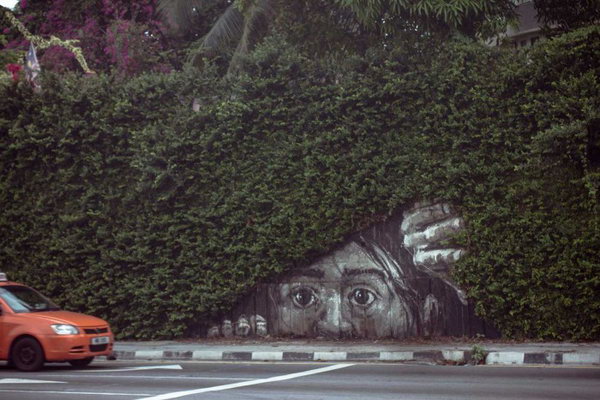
[[205, 202, 495, 339]]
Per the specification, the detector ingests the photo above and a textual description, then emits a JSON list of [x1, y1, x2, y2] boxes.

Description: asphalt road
[[0, 360, 598, 400]]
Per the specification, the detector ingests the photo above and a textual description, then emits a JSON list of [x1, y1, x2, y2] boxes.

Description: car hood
[[24, 310, 108, 327]]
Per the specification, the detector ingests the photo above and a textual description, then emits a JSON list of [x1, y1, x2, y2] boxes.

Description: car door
[[0, 300, 6, 359], [0, 297, 17, 360]]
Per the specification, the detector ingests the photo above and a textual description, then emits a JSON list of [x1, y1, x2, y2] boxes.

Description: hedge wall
[[1, 27, 599, 340]]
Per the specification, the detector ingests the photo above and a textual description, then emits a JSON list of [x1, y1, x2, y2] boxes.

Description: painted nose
[[316, 293, 352, 337]]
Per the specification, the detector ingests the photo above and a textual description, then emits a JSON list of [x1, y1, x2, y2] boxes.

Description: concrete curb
[[112, 349, 600, 366]]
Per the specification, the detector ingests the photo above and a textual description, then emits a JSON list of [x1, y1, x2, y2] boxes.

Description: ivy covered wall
[[1, 27, 598, 340]]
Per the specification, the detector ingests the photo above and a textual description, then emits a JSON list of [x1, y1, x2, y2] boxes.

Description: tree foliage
[[334, 0, 516, 37], [159, 0, 516, 76], [533, 0, 600, 33], [4, 0, 519, 76]]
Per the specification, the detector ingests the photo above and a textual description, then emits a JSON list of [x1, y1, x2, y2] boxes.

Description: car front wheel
[[11, 337, 45, 372]]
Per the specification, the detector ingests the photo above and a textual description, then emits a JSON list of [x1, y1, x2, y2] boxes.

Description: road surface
[[0, 360, 598, 399]]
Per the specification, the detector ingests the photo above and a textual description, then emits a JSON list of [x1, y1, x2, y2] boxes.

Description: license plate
[[91, 336, 110, 345]]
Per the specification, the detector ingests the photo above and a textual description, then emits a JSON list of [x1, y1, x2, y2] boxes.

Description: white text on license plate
[[91, 336, 110, 345]]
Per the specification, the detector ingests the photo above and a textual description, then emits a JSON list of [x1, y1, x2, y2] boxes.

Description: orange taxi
[[0, 272, 114, 371]]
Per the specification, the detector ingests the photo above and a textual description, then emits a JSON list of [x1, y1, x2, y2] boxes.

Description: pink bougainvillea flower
[[7, 63, 23, 81], [5, 0, 169, 75]]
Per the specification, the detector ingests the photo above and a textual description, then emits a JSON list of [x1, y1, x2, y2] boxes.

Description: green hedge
[[1, 28, 598, 340]]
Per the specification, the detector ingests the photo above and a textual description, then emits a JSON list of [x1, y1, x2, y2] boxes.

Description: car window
[[0, 286, 60, 313]]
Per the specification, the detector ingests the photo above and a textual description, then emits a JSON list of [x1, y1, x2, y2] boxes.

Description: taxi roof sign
[[0, 272, 7, 281]]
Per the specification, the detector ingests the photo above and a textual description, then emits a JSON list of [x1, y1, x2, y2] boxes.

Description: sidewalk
[[111, 339, 600, 366]]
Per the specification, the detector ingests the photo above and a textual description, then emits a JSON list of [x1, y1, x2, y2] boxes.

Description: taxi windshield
[[0, 285, 60, 313]]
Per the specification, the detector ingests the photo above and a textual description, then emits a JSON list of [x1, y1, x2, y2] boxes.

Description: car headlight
[[51, 324, 80, 335]]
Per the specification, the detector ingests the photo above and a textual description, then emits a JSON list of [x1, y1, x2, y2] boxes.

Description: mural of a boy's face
[[269, 242, 414, 338]]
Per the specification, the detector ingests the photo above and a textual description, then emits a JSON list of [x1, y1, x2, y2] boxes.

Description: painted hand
[[401, 202, 465, 274]]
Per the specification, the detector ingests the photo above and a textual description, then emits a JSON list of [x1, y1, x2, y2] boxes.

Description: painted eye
[[348, 288, 377, 307], [291, 287, 317, 309]]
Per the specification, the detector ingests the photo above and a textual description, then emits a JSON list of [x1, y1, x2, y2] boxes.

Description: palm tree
[[158, 0, 276, 76]]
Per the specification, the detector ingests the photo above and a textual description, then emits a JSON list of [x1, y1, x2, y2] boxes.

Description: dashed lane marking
[[0, 389, 150, 397], [77, 365, 183, 373], [0, 378, 66, 384], [31, 373, 253, 381]]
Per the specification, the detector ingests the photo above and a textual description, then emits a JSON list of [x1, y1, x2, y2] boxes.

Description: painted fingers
[[401, 202, 465, 274]]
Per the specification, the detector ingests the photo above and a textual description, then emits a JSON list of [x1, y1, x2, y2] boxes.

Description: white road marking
[[34, 374, 253, 381], [138, 363, 355, 400], [77, 364, 183, 373], [0, 389, 150, 396], [0, 378, 67, 384]]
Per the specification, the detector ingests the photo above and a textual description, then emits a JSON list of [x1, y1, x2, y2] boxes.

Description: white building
[[505, 0, 544, 47]]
